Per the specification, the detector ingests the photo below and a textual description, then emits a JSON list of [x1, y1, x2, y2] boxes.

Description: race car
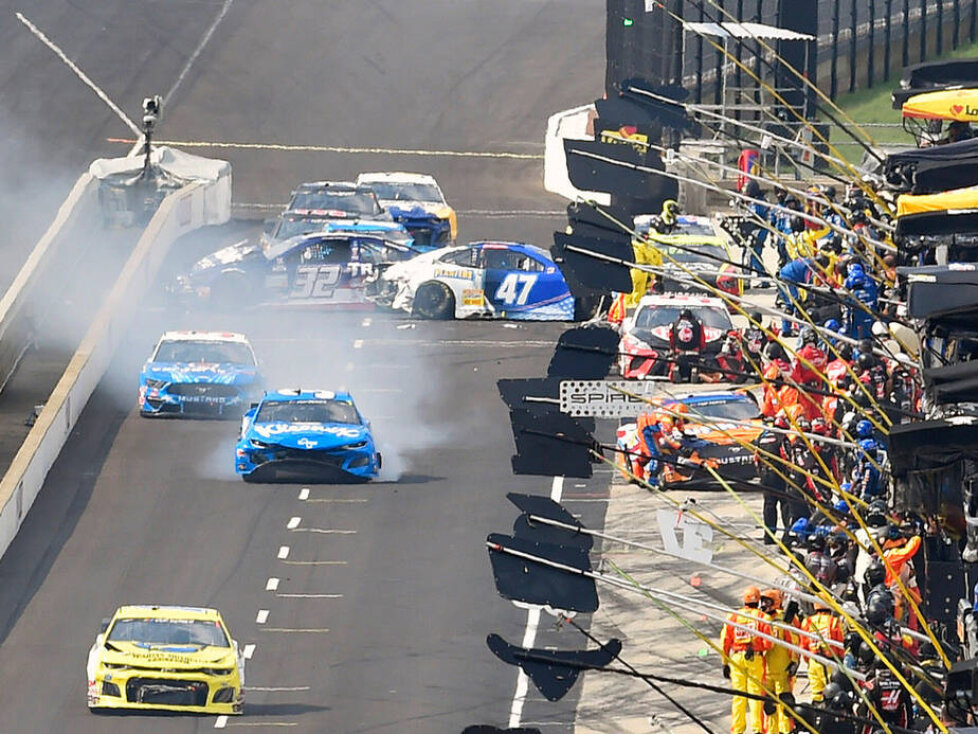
[[618, 294, 735, 379], [87, 605, 244, 715], [171, 232, 419, 310], [139, 331, 263, 418], [357, 172, 457, 247], [616, 391, 774, 489], [235, 389, 381, 483], [634, 214, 743, 297], [259, 209, 418, 253], [286, 180, 392, 222], [368, 241, 578, 320]]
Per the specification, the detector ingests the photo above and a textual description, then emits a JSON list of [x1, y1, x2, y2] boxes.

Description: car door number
[[292, 265, 342, 299], [494, 273, 537, 306]]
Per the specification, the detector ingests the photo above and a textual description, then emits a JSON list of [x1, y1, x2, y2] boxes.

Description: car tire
[[211, 273, 250, 311], [413, 281, 454, 319], [242, 472, 261, 484]]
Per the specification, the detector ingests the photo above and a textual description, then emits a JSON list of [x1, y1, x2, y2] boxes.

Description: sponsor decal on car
[[462, 289, 484, 306], [252, 423, 363, 439]]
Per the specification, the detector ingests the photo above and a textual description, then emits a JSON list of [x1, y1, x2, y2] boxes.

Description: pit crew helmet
[[856, 419, 874, 438]]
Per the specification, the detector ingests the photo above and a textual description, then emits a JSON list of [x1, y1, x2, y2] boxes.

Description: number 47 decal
[[494, 273, 538, 306]]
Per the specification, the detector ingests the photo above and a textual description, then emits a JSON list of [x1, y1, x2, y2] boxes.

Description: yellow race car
[[87, 605, 245, 715]]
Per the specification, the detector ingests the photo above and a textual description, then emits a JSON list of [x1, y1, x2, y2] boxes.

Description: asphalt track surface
[[0, 1, 608, 732]]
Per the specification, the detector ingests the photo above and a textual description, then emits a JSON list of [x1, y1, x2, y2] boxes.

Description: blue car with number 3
[[368, 241, 588, 320], [235, 389, 381, 483]]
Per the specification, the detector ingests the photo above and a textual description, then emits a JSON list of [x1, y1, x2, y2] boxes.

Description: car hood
[[379, 250, 442, 282], [143, 362, 259, 385], [626, 326, 726, 346], [189, 240, 262, 279], [99, 640, 236, 669], [386, 202, 452, 220], [248, 422, 370, 449]]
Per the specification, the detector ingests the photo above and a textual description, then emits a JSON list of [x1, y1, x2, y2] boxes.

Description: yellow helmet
[[661, 199, 681, 226]]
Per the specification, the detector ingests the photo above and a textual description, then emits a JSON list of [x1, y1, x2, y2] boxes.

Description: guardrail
[[0, 180, 222, 559], [0, 174, 97, 393]]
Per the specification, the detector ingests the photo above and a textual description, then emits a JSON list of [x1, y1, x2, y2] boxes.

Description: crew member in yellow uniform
[[721, 586, 773, 734], [800, 594, 844, 702], [625, 200, 678, 307], [759, 588, 798, 734]]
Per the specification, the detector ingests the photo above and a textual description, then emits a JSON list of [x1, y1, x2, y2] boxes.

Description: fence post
[[695, 0, 704, 104], [831, 0, 840, 99], [937, 0, 944, 55], [734, 0, 743, 116], [868, 0, 876, 88], [884, 0, 893, 82], [920, 0, 927, 62], [850, 0, 858, 92], [713, 0, 724, 107], [902, 0, 910, 67], [754, 0, 763, 120], [954, 0, 961, 48]]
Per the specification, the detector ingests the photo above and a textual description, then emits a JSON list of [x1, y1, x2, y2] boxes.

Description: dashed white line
[[287, 516, 301, 529], [298, 488, 310, 501], [276, 593, 343, 599], [256, 610, 269, 624], [260, 627, 329, 633], [353, 339, 364, 349], [265, 578, 280, 591], [215, 714, 228, 728], [361, 318, 372, 327], [243, 644, 256, 659], [290, 528, 357, 535], [278, 546, 291, 559]]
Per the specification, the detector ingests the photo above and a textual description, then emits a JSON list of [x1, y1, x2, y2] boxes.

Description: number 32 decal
[[494, 273, 537, 306], [292, 265, 342, 299]]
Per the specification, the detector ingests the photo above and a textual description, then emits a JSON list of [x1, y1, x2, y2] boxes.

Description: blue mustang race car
[[171, 232, 420, 310], [370, 241, 584, 320], [139, 331, 263, 418], [235, 389, 381, 483]]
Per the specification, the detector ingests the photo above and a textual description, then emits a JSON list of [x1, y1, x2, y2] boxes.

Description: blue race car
[[259, 210, 423, 253], [370, 241, 587, 320], [171, 231, 420, 310], [139, 331, 263, 418], [235, 389, 381, 483]]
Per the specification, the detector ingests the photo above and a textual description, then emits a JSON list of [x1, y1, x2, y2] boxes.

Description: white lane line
[[283, 560, 347, 566], [256, 610, 269, 624], [287, 516, 301, 529], [260, 627, 329, 633], [508, 475, 564, 729], [361, 318, 372, 327], [276, 593, 342, 599], [16, 14, 140, 135], [298, 488, 310, 501], [353, 339, 364, 349], [278, 546, 290, 559], [243, 644, 256, 660], [305, 498, 368, 503], [244, 686, 311, 692], [165, 0, 233, 103], [215, 715, 228, 728], [265, 578, 280, 591], [290, 528, 357, 535], [346, 361, 355, 371]]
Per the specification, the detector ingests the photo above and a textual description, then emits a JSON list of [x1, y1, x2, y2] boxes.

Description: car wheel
[[413, 281, 455, 319], [211, 273, 250, 311]]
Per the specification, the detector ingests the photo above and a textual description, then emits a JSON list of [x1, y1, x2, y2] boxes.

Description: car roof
[[293, 181, 360, 191], [471, 241, 553, 260], [112, 605, 222, 621], [357, 172, 438, 185], [159, 331, 249, 344], [670, 391, 753, 404], [261, 388, 354, 403], [636, 293, 727, 308], [264, 231, 412, 262]]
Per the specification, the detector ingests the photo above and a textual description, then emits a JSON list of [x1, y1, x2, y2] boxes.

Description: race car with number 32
[[87, 605, 245, 715], [235, 389, 381, 483], [368, 241, 581, 320]]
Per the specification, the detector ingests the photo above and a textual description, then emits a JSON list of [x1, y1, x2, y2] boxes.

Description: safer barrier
[[0, 181, 222, 559], [0, 174, 97, 393]]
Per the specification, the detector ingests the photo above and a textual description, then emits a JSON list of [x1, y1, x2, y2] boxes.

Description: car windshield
[[108, 618, 229, 648], [366, 181, 442, 203], [275, 215, 330, 240], [256, 399, 360, 425], [634, 305, 733, 330], [680, 398, 759, 422], [290, 190, 381, 215], [659, 244, 727, 264], [675, 220, 717, 236], [154, 340, 255, 365]]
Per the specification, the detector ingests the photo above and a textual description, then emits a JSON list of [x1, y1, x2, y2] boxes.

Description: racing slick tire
[[413, 281, 455, 320]]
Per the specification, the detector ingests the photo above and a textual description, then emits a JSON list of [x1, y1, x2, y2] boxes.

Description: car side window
[[439, 248, 479, 268], [483, 249, 524, 270], [301, 241, 352, 265], [520, 255, 547, 273]]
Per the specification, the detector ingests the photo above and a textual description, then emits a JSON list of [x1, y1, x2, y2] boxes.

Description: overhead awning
[[900, 264, 978, 324], [897, 186, 978, 217], [682, 21, 814, 42]]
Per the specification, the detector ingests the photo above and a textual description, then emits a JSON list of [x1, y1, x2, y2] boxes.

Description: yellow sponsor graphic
[[462, 289, 485, 306], [434, 268, 475, 280]]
